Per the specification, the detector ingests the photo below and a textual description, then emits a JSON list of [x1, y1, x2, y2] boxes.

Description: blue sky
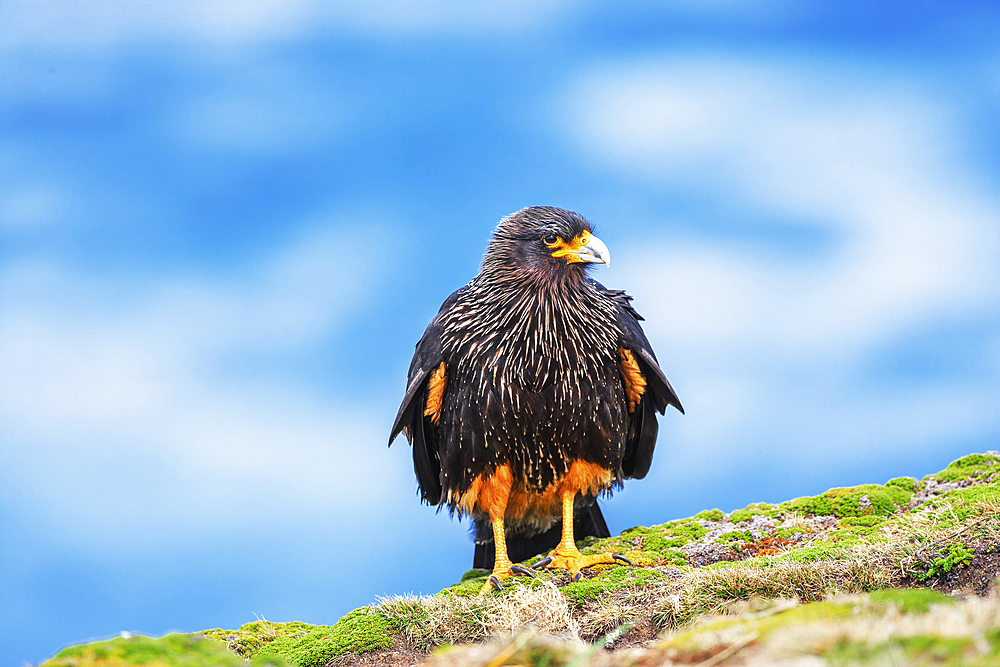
[[3, 1, 1000, 664]]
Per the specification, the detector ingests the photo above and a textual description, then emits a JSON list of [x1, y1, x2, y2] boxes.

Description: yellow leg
[[480, 517, 510, 595], [491, 516, 513, 576], [541, 492, 631, 581], [478, 468, 533, 594], [557, 491, 579, 553]]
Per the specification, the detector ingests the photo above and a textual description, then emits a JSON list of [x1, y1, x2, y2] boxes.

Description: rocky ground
[[41, 452, 1000, 667]]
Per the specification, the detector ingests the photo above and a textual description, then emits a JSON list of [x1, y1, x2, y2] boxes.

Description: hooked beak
[[575, 234, 611, 267]]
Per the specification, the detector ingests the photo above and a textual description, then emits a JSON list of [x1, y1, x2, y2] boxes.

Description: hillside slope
[[42, 453, 1000, 667]]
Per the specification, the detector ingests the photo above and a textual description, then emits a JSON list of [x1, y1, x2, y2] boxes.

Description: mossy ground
[[43, 452, 1000, 666], [197, 610, 402, 667], [42, 633, 289, 667]]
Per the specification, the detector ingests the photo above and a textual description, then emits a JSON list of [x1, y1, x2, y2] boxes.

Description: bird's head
[[482, 207, 611, 281]]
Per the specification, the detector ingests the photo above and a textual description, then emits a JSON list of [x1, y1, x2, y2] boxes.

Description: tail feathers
[[473, 501, 611, 570]]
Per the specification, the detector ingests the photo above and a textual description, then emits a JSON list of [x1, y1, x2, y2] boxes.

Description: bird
[[388, 206, 683, 592]]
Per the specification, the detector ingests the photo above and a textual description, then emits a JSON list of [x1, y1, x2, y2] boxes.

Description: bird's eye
[[543, 234, 558, 246]]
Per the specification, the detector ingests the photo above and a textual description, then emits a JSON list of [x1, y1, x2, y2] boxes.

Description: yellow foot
[[478, 563, 537, 595], [537, 549, 632, 582]]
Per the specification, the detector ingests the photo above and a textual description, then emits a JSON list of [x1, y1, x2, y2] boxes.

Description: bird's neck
[[471, 272, 585, 320], [475, 261, 586, 298]]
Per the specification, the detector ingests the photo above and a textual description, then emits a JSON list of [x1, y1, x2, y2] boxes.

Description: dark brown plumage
[[389, 206, 682, 590]]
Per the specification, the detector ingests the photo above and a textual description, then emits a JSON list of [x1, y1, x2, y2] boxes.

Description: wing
[[388, 286, 467, 505], [596, 282, 683, 480]]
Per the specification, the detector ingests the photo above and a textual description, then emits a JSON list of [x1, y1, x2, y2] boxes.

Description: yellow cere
[[548, 230, 592, 263]]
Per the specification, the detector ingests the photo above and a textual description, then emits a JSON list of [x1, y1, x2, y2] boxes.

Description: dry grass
[[380, 582, 581, 650]]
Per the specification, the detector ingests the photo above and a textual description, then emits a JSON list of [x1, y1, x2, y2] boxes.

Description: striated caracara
[[389, 206, 683, 592]]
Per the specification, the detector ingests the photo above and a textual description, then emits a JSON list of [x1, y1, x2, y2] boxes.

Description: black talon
[[511, 564, 537, 578], [532, 557, 553, 570], [612, 554, 633, 566], [489, 575, 503, 591], [572, 572, 583, 582]]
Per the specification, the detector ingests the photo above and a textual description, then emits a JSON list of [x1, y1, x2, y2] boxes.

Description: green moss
[[642, 534, 687, 551], [442, 575, 491, 598], [728, 503, 780, 523], [886, 476, 921, 493], [617, 549, 659, 567], [460, 568, 489, 582], [256, 610, 398, 666], [928, 453, 1000, 484], [827, 515, 891, 544], [203, 621, 319, 659], [561, 566, 669, 605], [44, 633, 280, 667], [839, 515, 886, 528], [652, 549, 688, 566], [662, 519, 709, 542], [694, 509, 725, 522], [716, 531, 753, 544], [619, 525, 656, 545], [868, 588, 954, 614], [782, 483, 911, 518], [621, 520, 707, 555], [777, 542, 846, 562], [829, 529, 889, 546], [211, 611, 401, 667]]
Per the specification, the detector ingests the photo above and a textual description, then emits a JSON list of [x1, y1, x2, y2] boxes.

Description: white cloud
[[0, 0, 573, 51], [0, 219, 404, 554], [566, 54, 1000, 464]]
